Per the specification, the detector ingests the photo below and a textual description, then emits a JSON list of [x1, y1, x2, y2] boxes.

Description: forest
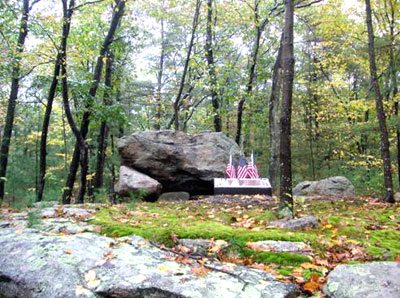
[[0, 1, 400, 297], [1, 0, 400, 208]]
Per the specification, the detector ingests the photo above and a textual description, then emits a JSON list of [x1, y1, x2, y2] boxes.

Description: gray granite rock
[[39, 207, 96, 219], [323, 262, 400, 298], [178, 239, 228, 256], [115, 165, 162, 200], [269, 216, 319, 230], [117, 130, 241, 195], [293, 176, 355, 197], [0, 227, 299, 297], [246, 240, 313, 256], [32, 201, 59, 208]]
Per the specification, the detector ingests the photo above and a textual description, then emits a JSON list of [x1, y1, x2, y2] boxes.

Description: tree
[[268, 34, 283, 190], [172, 0, 201, 131], [279, 0, 295, 214], [37, 0, 77, 202], [364, 0, 394, 203], [93, 51, 114, 191], [235, 0, 270, 145], [205, 0, 221, 132], [62, 0, 126, 204], [0, 0, 36, 201]]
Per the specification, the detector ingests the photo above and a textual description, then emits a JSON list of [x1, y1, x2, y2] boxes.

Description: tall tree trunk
[[62, 0, 126, 204], [365, 0, 394, 203], [173, 0, 201, 131], [235, 0, 267, 144], [205, 0, 221, 132], [154, 15, 165, 130], [37, 0, 76, 201], [387, 0, 399, 189], [269, 34, 283, 190], [279, 0, 295, 213], [93, 51, 113, 190], [0, 0, 31, 201]]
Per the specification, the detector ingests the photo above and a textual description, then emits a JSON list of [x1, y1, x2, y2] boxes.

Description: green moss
[[241, 249, 310, 266], [366, 230, 400, 259], [27, 210, 41, 228]]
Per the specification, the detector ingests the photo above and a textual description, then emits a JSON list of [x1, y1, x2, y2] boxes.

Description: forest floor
[[92, 195, 400, 295]]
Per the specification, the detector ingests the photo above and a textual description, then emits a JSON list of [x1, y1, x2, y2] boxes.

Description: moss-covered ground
[[91, 196, 400, 294]]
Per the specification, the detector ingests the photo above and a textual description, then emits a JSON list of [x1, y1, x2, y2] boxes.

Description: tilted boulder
[[293, 176, 355, 197], [117, 130, 241, 194], [115, 166, 162, 200]]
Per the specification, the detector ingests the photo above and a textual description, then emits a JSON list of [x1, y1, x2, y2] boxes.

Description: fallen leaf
[[303, 280, 319, 293], [191, 265, 209, 277], [75, 285, 92, 296], [84, 270, 100, 288]]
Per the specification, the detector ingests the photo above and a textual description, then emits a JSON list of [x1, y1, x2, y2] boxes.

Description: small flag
[[237, 156, 248, 179], [247, 152, 259, 178], [225, 154, 236, 178]]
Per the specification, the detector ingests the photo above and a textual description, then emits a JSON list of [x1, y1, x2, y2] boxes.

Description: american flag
[[237, 156, 248, 179], [225, 154, 236, 178], [247, 152, 259, 178]]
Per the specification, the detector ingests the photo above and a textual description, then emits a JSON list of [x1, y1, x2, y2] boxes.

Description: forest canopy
[[0, 0, 399, 206]]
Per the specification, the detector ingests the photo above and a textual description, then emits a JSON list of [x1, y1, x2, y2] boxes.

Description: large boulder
[[117, 130, 241, 195], [0, 225, 299, 297], [323, 262, 400, 298], [293, 176, 355, 197], [115, 166, 162, 200]]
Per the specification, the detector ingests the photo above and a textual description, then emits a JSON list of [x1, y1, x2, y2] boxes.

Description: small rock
[[269, 216, 319, 230], [246, 240, 313, 256], [115, 166, 162, 200], [39, 207, 96, 219], [394, 192, 400, 202], [293, 176, 355, 197], [178, 238, 228, 256], [158, 191, 190, 202], [323, 262, 400, 298]]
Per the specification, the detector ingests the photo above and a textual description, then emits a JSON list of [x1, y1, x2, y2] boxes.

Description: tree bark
[[235, 0, 267, 145], [0, 0, 31, 201], [62, 0, 126, 204], [279, 0, 295, 212], [37, 1, 75, 202], [205, 0, 221, 132], [173, 0, 201, 131], [268, 34, 283, 190], [387, 0, 399, 190], [93, 51, 113, 190], [154, 15, 165, 131], [365, 0, 394, 203]]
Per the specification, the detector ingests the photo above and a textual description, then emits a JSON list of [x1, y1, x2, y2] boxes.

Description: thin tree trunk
[[63, 0, 126, 204], [173, 0, 201, 131], [0, 0, 31, 201], [387, 0, 399, 189], [94, 51, 113, 190], [365, 0, 394, 203], [269, 34, 283, 190], [37, 0, 76, 201], [59, 0, 88, 205], [235, 0, 267, 144], [205, 0, 221, 132], [154, 16, 165, 131], [279, 0, 295, 213]]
